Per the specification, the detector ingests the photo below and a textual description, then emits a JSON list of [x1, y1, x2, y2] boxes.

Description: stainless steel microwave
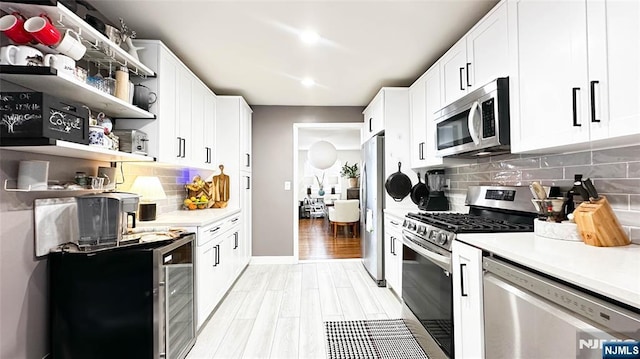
[[435, 77, 510, 158]]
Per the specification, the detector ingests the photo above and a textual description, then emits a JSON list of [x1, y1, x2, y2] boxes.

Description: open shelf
[[0, 1, 155, 77], [3, 179, 105, 192], [1, 139, 156, 162], [0, 66, 156, 119]]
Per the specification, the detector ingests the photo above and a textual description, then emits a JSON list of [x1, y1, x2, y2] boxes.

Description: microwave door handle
[[467, 100, 481, 145]]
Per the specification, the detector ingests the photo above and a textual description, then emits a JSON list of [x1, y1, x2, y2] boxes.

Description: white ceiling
[[87, 0, 498, 106], [298, 127, 362, 150]]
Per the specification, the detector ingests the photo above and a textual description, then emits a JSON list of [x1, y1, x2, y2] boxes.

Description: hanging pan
[[410, 172, 429, 205], [385, 162, 412, 202]]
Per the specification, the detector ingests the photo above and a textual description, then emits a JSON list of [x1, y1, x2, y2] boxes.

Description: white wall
[[297, 149, 361, 200]]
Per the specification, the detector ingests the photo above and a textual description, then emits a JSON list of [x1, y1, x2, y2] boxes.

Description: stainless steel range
[[401, 185, 538, 358]]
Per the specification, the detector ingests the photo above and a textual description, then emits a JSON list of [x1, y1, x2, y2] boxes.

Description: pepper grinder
[[115, 66, 130, 102]]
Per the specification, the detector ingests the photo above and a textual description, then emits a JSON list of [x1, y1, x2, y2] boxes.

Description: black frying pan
[[385, 162, 412, 202], [410, 172, 429, 205]]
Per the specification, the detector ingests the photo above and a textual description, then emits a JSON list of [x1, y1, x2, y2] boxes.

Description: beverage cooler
[[48, 234, 196, 359]]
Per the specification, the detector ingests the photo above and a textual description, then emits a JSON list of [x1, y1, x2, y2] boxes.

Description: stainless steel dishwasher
[[483, 257, 640, 359]]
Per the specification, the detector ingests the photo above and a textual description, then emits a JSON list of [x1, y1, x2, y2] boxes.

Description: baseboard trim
[[250, 256, 296, 264]]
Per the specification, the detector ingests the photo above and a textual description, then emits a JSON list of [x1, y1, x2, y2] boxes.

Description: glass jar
[[75, 172, 88, 186]]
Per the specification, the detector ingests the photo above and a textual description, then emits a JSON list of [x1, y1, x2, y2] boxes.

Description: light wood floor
[[186, 262, 403, 359], [298, 218, 361, 260]]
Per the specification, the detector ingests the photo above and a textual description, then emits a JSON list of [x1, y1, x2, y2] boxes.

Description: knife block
[[573, 196, 630, 247]]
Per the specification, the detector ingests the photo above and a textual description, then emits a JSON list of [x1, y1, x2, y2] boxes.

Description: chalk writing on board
[[49, 110, 80, 133], [1, 113, 37, 133]]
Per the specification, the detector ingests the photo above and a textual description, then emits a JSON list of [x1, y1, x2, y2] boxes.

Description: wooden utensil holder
[[573, 196, 630, 247]]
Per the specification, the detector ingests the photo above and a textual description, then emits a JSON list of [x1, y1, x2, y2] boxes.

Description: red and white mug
[[24, 14, 61, 46], [0, 12, 32, 44]]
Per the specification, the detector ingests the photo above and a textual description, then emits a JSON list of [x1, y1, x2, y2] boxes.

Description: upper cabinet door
[[440, 39, 468, 105], [362, 91, 384, 144], [239, 100, 252, 172], [508, 0, 590, 153], [587, 0, 640, 141], [466, 2, 508, 90], [424, 64, 446, 167], [409, 75, 427, 169]]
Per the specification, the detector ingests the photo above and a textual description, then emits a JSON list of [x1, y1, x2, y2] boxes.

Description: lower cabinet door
[[452, 240, 484, 358]]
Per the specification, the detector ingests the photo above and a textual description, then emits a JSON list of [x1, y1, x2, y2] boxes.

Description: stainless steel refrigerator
[[361, 134, 385, 286]]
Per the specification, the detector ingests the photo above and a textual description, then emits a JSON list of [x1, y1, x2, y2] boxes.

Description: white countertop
[[457, 232, 640, 309], [137, 208, 241, 227]]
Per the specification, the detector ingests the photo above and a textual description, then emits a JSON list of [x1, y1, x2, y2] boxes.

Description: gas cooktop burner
[[406, 212, 533, 233]]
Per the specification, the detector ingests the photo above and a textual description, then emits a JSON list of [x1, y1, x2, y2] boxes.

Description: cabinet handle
[[390, 236, 395, 255], [418, 142, 425, 160], [572, 87, 581, 127], [466, 63, 472, 87], [212, 245, 217, 267], [460, 263, 468, 297], [246, 176, 250, 190], [231, 218, 239, 223], [181, 138, 186, 158], [215, 244, 220, 265], [390, 220, 399, 226], [246, 153, 250, 167], [459, 67, 465, 91], [176, 137, 182, 157], [590, 80, 600, 123], [369, 117, 373, 132], [234, 232, 238, 249]]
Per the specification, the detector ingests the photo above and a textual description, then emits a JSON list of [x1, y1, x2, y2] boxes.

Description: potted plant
[[341, 162, 360, 188]]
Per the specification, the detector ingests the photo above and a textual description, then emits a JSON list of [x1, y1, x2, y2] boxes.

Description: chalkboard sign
[[0, 92, 89, 145]]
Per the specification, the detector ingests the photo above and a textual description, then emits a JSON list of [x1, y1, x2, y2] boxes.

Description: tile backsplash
[[117, 163, 215, 215], [444, 144, 640, 243]]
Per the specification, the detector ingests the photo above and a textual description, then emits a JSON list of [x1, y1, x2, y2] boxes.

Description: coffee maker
[[419, 169, 449, 211], [76, 192, 139, 249]]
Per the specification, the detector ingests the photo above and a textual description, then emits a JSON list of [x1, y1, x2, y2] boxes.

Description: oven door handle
[[402, 232, 451, 272]]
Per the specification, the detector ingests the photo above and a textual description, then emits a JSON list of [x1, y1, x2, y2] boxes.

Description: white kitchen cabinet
[[116, 40, 218, 169], [362, 91, 385, 143], [239, 101, 252, 172], [365, 88, 412, 209], [383, 213, 403, 296], [216, 96, 252, 210], [508, 0, 640, 153], [190, 82, 216, 167], [586, 0, 640, 142], [508, 0, 590, 152], [192, 212, 245, 330], [452, 240, 484, 359], [466, 1, 508, 91], [440, 39, 468, 106], [409, 73, 428, 169], [195, 219, 226, 329], [240, 173, 252, 262], [440, 1, 508, 106]]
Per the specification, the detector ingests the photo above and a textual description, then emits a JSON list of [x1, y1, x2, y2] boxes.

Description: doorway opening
[[292, 123, 363, 262]]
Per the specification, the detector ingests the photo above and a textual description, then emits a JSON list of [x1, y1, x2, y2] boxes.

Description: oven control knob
[[403, 219, 408, 228], [437, 233, 448, 246], [417, 225, 426, 235], [408, 222, 416, 231], [428, 230, 437, 241]]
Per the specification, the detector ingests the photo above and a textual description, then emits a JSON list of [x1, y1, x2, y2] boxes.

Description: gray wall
[[0, 150, 211, 359], [252, 106, 363, 256], [443, 145, 640, 244]]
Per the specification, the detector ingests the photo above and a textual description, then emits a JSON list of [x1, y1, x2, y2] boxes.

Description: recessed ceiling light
[[301, 78, 315, 87], [300, 30, 319, 44]]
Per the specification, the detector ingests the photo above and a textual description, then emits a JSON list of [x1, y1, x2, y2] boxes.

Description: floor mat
[[324, 319, 429, 359]]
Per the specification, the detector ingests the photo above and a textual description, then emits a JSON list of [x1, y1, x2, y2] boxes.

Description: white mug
[[44, 54, 75, 77], [53, 29, 86, 61], [0, 45, 43, 66], [0, 46, 12, 65]]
